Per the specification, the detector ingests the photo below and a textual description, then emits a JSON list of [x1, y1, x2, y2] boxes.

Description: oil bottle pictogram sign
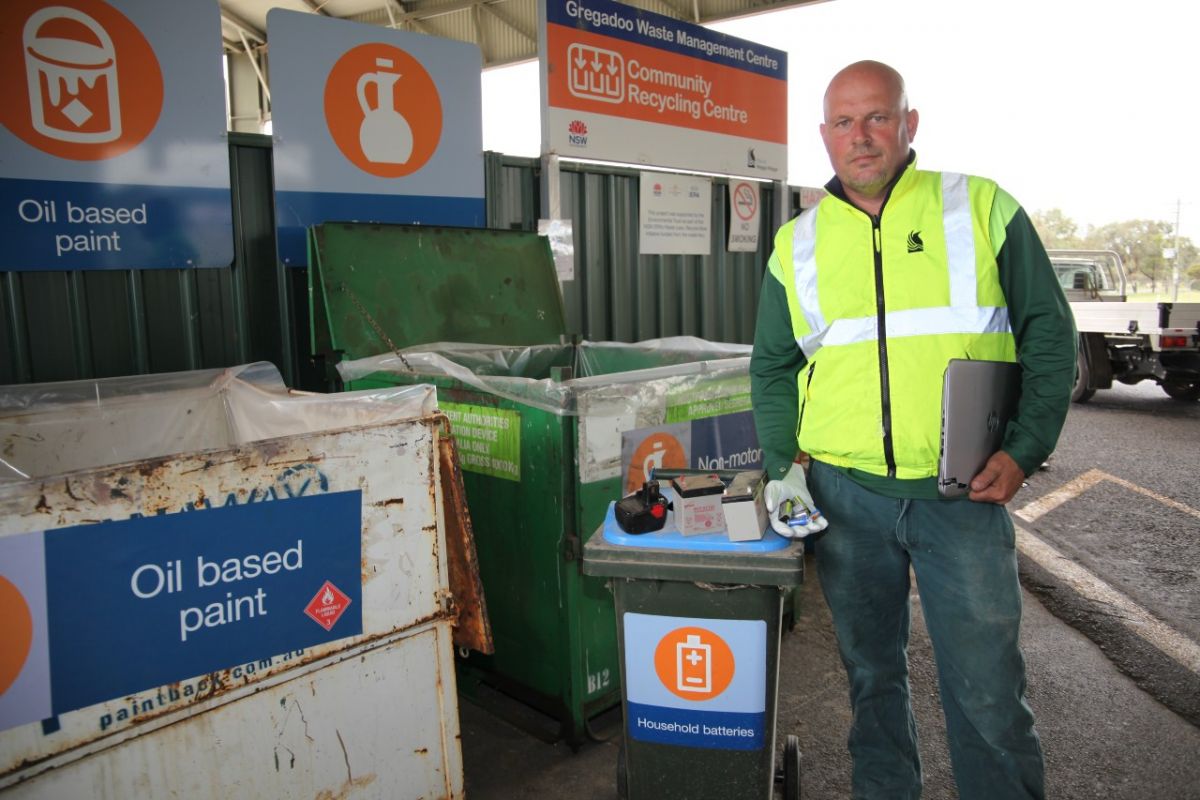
[[267, 10, 485, 267], [0, 0, 233, 270], [623, 612, 767, 750]]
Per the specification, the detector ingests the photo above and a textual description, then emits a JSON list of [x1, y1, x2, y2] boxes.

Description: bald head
[[819, 60, 919, 214], [823, 61, 909, 121]]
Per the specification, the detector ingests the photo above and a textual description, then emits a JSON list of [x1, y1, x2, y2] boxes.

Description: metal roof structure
[[218, 0, 826, 69]]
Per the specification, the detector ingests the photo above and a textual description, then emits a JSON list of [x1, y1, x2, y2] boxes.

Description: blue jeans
[[808, 460, 1044, 800]]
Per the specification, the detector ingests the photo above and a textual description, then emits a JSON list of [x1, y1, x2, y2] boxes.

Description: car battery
[[721, 470, 768, 542], [670, 473, 725, 536]]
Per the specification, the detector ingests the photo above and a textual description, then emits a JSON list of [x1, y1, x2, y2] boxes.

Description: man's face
[[820, 67, 918, 205]]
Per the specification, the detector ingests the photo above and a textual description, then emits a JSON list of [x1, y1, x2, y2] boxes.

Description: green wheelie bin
[[583, 495, 805, 799]]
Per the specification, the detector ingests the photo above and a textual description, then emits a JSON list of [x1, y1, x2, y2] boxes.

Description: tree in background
[[1033, 211, 1199, 294], [1085, 219, 1176, 293], [1031, 208, 1084, 249]]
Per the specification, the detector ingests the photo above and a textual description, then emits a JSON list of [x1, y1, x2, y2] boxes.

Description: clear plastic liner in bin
[[0, 362, 436, 482], [335, 337, 752, 417], [336, 338, 755, 485]]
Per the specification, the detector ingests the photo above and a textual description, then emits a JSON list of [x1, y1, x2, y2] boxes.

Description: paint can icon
[[23, 6, 122, 144]]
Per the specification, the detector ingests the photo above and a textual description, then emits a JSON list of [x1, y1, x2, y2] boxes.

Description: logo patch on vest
[[906, 230, 924, 253]]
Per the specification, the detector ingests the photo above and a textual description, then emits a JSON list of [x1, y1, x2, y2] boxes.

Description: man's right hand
[[763, 463, 829, 537]]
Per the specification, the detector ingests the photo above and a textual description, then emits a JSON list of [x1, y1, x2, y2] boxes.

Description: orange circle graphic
[[626, 432, 687, 494], [0, 575, 34, 695], [0, 0, 163, 161], [653, 626, 735, 702], [323, 43, 442, 178]]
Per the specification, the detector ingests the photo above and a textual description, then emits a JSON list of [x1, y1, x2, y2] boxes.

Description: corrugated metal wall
[[488, 154, 784, 345], [2, 145, 791, 390], [0, 134, 303, 387]]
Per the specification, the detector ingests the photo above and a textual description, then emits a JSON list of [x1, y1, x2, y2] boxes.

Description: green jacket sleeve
[[994, 198, 1078, 476], [750, 265, 807, 480]]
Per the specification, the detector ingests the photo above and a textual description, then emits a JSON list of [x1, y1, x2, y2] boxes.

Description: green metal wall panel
[[4, 146, 787, 389], [485, 154, 779, 345]]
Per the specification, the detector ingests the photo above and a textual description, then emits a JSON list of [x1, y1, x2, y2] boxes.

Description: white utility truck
[[1048, 250, 1200, 402]]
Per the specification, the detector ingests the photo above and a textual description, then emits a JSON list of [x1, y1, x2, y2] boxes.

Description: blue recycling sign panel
[[0, 490, 362, 733], [0, 0, 233, 270], [267, 10, 485, 267], [623, 612, 767, 750]]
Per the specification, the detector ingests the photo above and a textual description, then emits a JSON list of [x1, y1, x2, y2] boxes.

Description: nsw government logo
[[567, 119, 588, 147]]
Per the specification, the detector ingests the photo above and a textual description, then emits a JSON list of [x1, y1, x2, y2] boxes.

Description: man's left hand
[[969, 450, 1026, 504]]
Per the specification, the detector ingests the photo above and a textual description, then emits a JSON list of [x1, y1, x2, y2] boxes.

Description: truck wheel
[[1161, 379, 1200, 402], [1071, 346, 1095, 403]]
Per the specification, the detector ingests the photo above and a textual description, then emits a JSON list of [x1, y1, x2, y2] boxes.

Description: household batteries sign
[[539, 0, 787, 179], [268, 10, 485, 266], [624, 613, 766, 749], [0, 491, 362, 732], [0, 0, 233, 270]]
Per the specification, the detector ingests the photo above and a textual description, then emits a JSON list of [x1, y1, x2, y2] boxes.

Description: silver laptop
[[937, 359, 1022, 498]]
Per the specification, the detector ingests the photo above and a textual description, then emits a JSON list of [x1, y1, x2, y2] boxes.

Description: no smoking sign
[[732, 182, 757, 221], [727, 180, 760, 252]]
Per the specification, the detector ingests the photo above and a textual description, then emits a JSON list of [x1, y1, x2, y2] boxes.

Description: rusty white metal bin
[[0, 363, 486, 800]]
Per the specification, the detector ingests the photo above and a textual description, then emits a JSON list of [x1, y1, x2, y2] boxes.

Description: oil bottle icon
[[23, 6, 122, 144], [356, 58, 412, 164]]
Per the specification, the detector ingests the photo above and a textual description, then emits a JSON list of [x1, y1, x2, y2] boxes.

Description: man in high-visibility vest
[[750, 60, 1075, 799]]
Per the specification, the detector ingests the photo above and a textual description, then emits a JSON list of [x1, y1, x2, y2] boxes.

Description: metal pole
[[1172, 198, 1182, 302]]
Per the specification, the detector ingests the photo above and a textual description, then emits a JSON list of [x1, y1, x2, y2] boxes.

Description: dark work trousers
[[807, 459, 1045, 800]]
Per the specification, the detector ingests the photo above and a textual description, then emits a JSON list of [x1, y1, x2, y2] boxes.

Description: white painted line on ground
[[1014, 469, 1108, 523], [1014, 470, 1200, 674], [1016, 468, 1200, 525], [1016, 525, 1200, 674]]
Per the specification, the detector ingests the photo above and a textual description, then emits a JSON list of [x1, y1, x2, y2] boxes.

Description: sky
[[481, 0, 1198, 243]]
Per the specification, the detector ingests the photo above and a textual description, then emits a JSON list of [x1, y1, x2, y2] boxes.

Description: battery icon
[[676, 634, 712, 693]]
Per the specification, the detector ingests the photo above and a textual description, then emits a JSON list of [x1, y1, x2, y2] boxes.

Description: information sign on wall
[[639, 171, 711, 255], [268, 10, 485, 266], [0, 0, 233, 270], [539, 0, 787, 180]]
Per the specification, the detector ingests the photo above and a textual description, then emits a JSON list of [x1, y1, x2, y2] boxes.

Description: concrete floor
[[459, 551, 1200, 799]]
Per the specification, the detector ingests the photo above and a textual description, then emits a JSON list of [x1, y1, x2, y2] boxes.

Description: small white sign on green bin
[[442, 402, 521, 481]]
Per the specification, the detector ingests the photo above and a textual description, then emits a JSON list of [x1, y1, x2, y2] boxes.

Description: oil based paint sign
[[268, 10, 485, 266], [0, 0, 233, 269], [0, 491, 362, 733], [540, 0, 787, 179], [623, 613, 766, 749]]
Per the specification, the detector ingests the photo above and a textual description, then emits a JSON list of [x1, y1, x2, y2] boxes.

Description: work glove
[[763, 463, 828, 538]]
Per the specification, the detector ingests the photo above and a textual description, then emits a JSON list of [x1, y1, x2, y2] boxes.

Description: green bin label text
[[665, 377, 752, 423], [441, 402, 521, 481]]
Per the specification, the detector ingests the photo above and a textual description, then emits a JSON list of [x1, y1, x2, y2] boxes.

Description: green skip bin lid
[[309, 223, 568, 361]]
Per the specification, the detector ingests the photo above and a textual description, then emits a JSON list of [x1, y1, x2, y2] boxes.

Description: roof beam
[[220, 8, 266, 44], [478, 1, 536, 45], [471, 2, 489, 63]]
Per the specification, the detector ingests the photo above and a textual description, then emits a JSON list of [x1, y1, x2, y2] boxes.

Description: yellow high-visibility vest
[[767, 166, 1018, 479]]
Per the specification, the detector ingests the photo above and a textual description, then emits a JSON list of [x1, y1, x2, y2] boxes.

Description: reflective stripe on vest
[[790, 171, 1011, 358]]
